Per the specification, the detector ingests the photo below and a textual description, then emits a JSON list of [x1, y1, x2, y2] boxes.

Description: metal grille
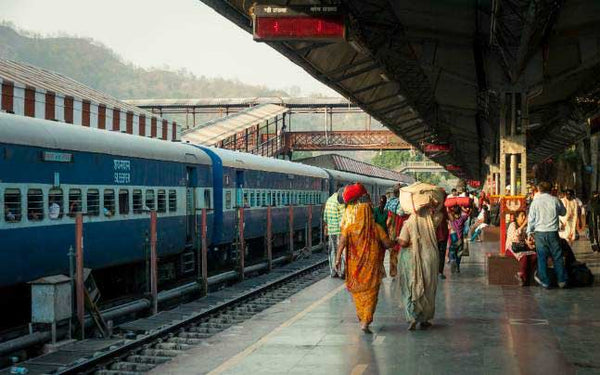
[[169, 190, 177, 212], [69, 189, 82, 217], [49, 188, 63, 220], [145, 190, 155, 210], [157, 190, 166, 213], [133, 190, 143, 214], [27, 188, 43, 221], [104, 189, 115, 217], [87, 189, 100, 216]]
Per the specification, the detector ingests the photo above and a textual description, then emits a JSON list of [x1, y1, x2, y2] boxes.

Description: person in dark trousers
[[527, 181, 568, 288], [588, 191, 600, 251], [436, 206, 449, 279], [373, 195, 388, 231]]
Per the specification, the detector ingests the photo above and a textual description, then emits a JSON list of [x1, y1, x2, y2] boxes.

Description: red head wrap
[[343, 183, 368, 203]]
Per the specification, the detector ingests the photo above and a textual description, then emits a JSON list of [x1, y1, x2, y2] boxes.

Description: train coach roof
[[324, 168, 398, 187], [198, 146, 329, 179], [0, 113, 211, 164]]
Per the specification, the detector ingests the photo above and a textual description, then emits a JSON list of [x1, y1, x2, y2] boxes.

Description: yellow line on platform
[[207, 283, 346, 375]]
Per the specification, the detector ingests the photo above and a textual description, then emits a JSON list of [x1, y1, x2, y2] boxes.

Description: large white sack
[[400, 182, 445, 214]]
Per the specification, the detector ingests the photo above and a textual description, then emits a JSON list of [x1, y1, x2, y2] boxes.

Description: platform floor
[[150, 234, 600, 375]]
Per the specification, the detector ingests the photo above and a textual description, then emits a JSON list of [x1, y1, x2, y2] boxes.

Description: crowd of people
[[323, 180, 594, 334]]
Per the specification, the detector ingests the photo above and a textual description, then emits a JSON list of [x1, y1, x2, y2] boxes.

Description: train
[[0, 112, 401, 295]]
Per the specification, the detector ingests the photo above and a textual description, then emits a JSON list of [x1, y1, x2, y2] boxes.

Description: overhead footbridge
[[199, 0, 600, 195]]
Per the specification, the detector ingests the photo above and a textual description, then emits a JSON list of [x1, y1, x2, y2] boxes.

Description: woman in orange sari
[[335, 184, 394, 332]]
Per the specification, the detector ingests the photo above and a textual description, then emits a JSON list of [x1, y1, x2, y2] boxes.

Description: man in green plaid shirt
[[324, 190, 345, 277]]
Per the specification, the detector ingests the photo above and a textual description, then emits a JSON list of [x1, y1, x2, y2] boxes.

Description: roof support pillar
[[499, 92, 527, 196]]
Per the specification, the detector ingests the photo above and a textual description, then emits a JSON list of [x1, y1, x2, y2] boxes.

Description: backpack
[[569, 263, 594, 287]]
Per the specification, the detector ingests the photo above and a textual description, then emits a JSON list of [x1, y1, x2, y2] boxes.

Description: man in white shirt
[[527, 181, 567, 288]]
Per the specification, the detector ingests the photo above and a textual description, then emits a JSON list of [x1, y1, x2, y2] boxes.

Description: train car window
[[266, 192, 271, 207], [145, 190, 155, 210], [104, 189, 115, 217], [202, 189, 210, 210], [225, 191, 232, 209], [87, 189, 100, 216], [68, 189, 82, 217], [262, 191, 266, 207], [133, 190, 143, 213], [4, 189, 22, 222], [119, 189, 130, 215], [48, 188, 63, 220], [170, 190, 178, 211], [27, 189, 44, 221], [157, 190, 166, 213], [243, 192, 249, 208], [249, 192, 255, 207]]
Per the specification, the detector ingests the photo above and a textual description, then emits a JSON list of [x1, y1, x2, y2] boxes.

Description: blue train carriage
[[323, 168, 398, 199], [0, 113, 213, 296], [194, 147, 329, 264]]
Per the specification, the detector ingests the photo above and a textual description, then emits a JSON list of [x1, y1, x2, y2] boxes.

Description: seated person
[[506, 211, 537, 286], [4, 207, 16, 222], [469, 205, 489, 242]]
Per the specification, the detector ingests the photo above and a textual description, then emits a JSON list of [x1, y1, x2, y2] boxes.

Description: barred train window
[[250, 192, 255, 207], [225, 191, 232, 209], [145, 190, 155, 210], [243, 192, 249, 207], [49, 188, 63, 220], [104, 189, 115, 217], [69, 189, 82, 217], [157, 190, 166, 213], [27, 189, 43, 221], [169, 190, 177, 212], [87, 189, 100, 216], [119, 189, 129, 215], [4, 189, 21, 222], [133, 190, 143, 214]]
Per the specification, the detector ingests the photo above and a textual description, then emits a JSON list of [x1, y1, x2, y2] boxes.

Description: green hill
[[0, 24, 286, 99]]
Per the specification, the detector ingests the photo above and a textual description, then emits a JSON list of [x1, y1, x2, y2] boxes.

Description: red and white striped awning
[[0, 59, 179, 141]]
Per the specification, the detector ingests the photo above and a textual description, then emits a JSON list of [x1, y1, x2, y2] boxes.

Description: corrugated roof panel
[[298, 154, 414, 183], [181, 104, 289, 145], [0, 59, 156, 118]]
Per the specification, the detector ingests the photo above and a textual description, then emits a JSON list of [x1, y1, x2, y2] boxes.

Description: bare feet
[[408, 321, 417, 331], [360, 322, 372, 333]]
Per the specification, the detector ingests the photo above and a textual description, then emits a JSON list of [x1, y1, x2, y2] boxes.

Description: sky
[[0, 0, 339, 96]]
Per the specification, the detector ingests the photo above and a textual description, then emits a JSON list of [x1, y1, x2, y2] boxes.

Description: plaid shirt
[[385, 197, 401, 215], [324, 193, 345, 235]]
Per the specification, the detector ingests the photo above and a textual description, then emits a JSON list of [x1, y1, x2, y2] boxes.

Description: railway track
[[14, 255, 329, 375]]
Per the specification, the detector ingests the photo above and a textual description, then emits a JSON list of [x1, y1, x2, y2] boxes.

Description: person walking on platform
[[435, 203, 449, 279], [335, 183, 393, 333], [373, 195, 388, 231], [560, 189, 578, 244], [324, 187, 346, 278], [385, 185, 403, 278], [527, 181, 568, 288], [447, 205, 469, 273], [397, 204, 441, 330], [588, 191, 600, 252]]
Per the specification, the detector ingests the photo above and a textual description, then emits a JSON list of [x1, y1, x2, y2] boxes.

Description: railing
[[284, 130, 411, 151]]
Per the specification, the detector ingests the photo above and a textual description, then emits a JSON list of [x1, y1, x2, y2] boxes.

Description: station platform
[[149, 233, 600, 375]]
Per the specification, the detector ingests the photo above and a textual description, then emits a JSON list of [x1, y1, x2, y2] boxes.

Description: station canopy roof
[[200, 0, 600, 181], [181, 103, 288, 145]]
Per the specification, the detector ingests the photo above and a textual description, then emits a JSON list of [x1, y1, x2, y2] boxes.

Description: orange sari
[[342, 203, 389, 324]]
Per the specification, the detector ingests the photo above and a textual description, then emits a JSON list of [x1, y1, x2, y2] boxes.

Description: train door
[[186, 166, 197, 243], [236, 170, 244, 207]]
